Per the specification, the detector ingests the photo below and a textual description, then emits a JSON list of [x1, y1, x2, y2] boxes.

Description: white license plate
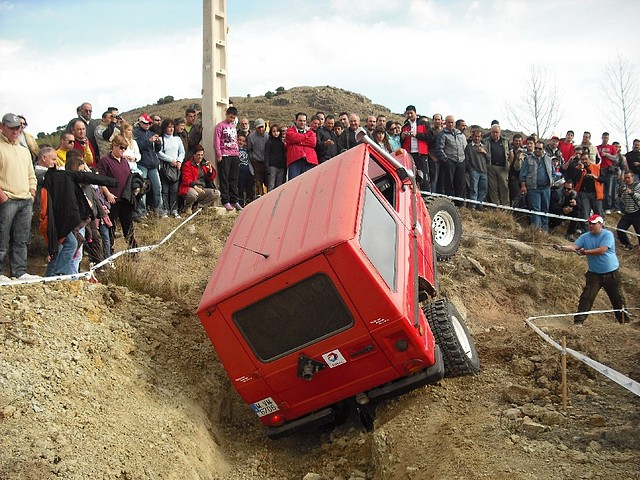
[[250, 397, 279, 417]]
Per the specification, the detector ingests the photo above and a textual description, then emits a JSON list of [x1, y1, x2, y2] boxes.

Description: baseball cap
[[587, 214, 604, 224], [138, 114, 153, 124], [2, 113, 21, 128], [405, 105, 416, 113], [254, 118, 266, 129], [551, 135, 560, 140]]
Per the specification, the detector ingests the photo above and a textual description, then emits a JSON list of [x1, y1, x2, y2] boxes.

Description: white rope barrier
[[422, 191, 640, 239], [524, 310, 640, 398], [0, 208, 203, 287]]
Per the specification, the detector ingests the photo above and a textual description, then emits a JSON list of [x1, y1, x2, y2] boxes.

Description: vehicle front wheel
[[424, 196, 462, 260], [425, 299, 479, 377]]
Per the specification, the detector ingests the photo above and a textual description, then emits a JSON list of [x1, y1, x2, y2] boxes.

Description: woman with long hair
[[264, 124, 286, 191], [158, 119, 185, 217]]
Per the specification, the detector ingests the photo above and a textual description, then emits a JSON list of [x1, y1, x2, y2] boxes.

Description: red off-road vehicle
[[197, 129, 478, 439]]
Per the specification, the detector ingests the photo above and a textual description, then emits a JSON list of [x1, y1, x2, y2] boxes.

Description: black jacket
[[41, 169, 118, 256], [120, 172, 148, 207], [264, 137, 286, 169]]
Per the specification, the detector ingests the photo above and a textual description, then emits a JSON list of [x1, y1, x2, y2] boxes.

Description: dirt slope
[[1, 208, 639, 479]]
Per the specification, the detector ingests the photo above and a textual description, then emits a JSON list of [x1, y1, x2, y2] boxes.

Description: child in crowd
[[237, 134, 253, 207]]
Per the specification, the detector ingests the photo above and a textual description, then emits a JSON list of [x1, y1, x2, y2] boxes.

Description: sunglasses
[[67, 140, 75, 144]]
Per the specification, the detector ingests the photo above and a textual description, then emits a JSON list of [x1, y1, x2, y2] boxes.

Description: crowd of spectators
[[1, 100, 638, 280]]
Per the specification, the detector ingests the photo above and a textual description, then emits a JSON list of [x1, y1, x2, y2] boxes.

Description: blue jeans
[[579, 191, 604, 220], [45, 230, 78, 276], [0, 198, 33, 277], [287, 158, 314, 181], [137, 165, 162, 214], [71, 226, 85, 274], [469, 169, 488, 205], [603, 173, 618, 210], [99, 222, 111, 260], [527, 187, 551, 230]]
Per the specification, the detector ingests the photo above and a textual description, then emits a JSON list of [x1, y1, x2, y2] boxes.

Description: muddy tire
[[425, 299, 479, 377], [425, 196, 462, 260]]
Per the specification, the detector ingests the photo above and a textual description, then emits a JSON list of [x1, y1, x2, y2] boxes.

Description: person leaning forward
[[553, 214, 627, 325]]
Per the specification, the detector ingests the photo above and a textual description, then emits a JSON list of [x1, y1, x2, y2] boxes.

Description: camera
[[116, 114, 122, 120]]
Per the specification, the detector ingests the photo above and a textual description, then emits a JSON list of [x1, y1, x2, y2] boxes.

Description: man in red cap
[[554, 214, 627, 325]]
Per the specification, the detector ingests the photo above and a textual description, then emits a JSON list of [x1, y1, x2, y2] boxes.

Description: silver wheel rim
[[432, 210, 455, 248], [450, 313, 473, 359]]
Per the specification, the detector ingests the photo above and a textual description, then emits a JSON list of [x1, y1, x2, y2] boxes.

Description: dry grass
[[100, 210, 236, 307]]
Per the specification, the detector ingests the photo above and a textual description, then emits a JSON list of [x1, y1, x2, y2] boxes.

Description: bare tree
[[504, 65, 562, 139], [601, 52, 639, 152]]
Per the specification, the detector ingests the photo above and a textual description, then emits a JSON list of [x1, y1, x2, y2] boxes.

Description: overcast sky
[[1, 0, 639, 146]]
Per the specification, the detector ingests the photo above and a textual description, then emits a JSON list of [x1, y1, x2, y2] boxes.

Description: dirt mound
[[1, 208, 639, 479]]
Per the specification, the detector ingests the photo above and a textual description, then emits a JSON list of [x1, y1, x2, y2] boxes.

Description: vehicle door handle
[[349, 344, 374, 358]]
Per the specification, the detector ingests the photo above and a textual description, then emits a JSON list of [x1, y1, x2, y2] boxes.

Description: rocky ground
[[1, 208, 639, 480]]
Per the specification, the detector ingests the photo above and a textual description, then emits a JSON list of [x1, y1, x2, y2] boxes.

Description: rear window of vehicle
[[233, 273, 354, 362]]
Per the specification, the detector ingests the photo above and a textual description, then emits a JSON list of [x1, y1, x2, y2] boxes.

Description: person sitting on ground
[[178, 145, 220, 215], [554, 214, 627, 325], [616, 170, 640, 250], [56, 131, 76, 167], [549, 179, 582, 241]]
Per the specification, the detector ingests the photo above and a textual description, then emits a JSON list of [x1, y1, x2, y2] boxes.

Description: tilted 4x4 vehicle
[[197, 128, 479, 439]]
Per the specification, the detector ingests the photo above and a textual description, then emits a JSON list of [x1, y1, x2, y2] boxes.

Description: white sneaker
[[0, 274, 10, 282], [18, 273, 41, 280], [604, 210, 612, 215]]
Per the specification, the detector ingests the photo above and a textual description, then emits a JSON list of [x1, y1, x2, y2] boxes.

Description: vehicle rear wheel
[[425, 196, 462, 260], [425, 299, 479, 377]]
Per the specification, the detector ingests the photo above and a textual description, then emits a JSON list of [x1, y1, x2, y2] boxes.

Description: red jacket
[[179, 156, 216, 196], [285, 126, 317, 167], [401, 119, 431, 155], [558, 140, 574, 163]]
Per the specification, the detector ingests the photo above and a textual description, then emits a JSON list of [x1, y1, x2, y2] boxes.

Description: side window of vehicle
[[359, 186, 398, 291], [367, 156, 397, 210]]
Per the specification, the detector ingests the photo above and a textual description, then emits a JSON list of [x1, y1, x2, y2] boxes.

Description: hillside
[[125, 85, 403, 128], [1, 207, 639, 479]]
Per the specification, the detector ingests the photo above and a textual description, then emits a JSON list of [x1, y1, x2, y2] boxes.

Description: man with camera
[[94, 110, 123, 158], [554, 214, 627, 326], [597, 132, 621, 214], [574, 151, 604, 220], [616, 171, 640, 250], [549, 179, 582, 240]]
